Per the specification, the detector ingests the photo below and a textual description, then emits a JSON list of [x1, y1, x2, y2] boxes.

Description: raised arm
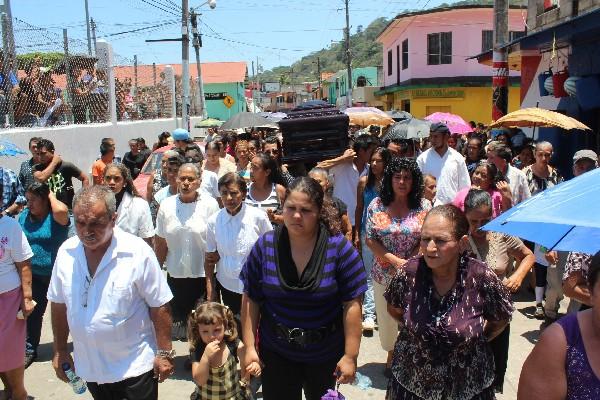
[[316, 148, 355, 170], [49, 192, 69, 226], [34, 154, 61, 182]]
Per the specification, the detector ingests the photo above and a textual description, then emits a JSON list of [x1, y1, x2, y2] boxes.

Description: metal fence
[[0, 16, 191, 130]]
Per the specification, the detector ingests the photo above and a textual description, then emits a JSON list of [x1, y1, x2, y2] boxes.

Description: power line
[[101, 21, 178, 37]]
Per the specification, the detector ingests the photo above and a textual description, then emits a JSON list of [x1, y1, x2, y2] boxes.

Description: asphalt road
[[2, 290, 549, 400]]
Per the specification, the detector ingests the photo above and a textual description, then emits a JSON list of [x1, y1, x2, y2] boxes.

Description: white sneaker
[[362, 319, 375, 332]]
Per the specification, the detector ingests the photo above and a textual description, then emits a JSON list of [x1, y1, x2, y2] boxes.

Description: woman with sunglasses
[[464, 189, 535, 393]]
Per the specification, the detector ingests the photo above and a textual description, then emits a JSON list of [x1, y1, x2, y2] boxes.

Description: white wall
[[0, 117, 206, 175]]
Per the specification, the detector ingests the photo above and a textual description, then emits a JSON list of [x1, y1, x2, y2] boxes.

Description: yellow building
[[377, 84, 521, 123]]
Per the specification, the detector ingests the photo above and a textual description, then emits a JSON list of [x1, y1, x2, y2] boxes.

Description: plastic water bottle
[[62, 362, 87, 394], [352, 372, 373, 390]]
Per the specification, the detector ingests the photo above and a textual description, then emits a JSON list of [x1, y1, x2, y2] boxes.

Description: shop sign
[[412, 89, 465, 99], [205, 92, 228, 100]]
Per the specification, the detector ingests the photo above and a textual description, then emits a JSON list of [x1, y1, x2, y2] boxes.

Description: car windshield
[[141, 152, 163, 175]]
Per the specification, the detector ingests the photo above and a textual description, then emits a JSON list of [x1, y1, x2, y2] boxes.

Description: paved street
[[3, 290, 547, 400]]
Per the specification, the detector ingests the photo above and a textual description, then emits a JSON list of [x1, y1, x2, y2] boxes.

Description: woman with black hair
[[464, 189, 534, 393], [17, 182, 69, 368], [103, 163, 154, 245], [246, 152, 286, 225], [355, 147, 391, 333], [385, 205, 513, 399], [365, 157, 430, 377], [240, 177, 367, 400], [152, 131, 171, 151]]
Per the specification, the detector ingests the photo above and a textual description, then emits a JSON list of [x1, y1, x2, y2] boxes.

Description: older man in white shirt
[[417, 123, 471, 205], [47, 185, 173, 400], [487, 141, 531, 205]]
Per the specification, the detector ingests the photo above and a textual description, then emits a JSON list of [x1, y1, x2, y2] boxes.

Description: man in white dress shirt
[[417, 123, 471, 205], [47, 185, 174, 400], [487, 141, 531, 205]]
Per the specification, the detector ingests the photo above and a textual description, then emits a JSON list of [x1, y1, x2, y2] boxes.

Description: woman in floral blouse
[[365, 157, 430, 377], [384, 205, 514, 400]]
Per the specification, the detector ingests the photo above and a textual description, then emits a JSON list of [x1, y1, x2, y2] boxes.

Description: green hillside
[[257, 17, 389, 84]]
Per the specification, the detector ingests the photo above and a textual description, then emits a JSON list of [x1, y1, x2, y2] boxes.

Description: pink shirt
[[452, 187, 503, 217]]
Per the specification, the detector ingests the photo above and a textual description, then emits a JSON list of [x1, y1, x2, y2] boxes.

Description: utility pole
[[133, 54, 138, 97], [316, 57, 321, 98], [90, 18, 97, 55], [1, 0, 16, 126], [344, 0, 352, 108], [84, 0, 92, 56], [181, 0, 190, 130], [492, 0, 509, 120], [190, 10, 207, 119], [256, 56, 260, 111], [153, 62, 157, 86]]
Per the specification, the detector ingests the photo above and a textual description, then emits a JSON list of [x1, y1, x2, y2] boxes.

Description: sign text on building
[[412, 89, 465, 99]]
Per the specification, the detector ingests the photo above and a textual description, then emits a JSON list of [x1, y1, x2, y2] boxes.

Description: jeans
[[26, 274, 51, 355], [360, 234, 375, 321]]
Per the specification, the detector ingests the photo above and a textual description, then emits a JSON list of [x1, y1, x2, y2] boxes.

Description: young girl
[[188, 302, 261, 400]]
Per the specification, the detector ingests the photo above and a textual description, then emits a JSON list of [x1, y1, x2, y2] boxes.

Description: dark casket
[[279, 102, 349, 163]]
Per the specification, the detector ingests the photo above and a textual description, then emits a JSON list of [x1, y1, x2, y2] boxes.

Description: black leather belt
[[273, 321, 339, 347]]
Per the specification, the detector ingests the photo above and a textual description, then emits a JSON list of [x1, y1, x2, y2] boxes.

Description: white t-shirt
[[155, 193, 219, 278], [0, 216, 34, 294], [116, 192, 154, 239], [46, 228, 173, 384], [206, 204, 272, 293], [200, 169, 220, 200], [417, 147, 471, 205], [330, 161, 368, 226]]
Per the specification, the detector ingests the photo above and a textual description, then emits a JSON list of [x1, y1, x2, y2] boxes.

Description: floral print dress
[[384, 255, 514, 400], [365, 197, 430, 286]]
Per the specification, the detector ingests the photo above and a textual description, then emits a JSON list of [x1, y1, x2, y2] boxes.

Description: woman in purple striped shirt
[[240, 177, 367, 400]]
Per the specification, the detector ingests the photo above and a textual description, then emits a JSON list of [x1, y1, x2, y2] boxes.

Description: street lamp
[[191, 0, 216, 119]]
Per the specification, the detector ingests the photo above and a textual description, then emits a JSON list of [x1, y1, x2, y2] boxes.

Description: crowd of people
[[0, 120, 599, 400], [0, 56, 175, 128]]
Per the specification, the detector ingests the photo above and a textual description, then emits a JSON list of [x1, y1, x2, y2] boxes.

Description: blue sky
[[13, 0, 447, 71]]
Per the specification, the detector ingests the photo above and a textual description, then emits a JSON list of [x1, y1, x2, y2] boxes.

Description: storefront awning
[[469, 8, 600, 70]]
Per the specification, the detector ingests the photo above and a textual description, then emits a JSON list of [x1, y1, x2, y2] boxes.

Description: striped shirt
[[245, 183, 280, 212], [240, 231, 367, 362]]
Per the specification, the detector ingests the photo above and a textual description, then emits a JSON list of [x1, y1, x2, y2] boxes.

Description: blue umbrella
[[0, 139, 27, 157], [482, 167, 600, 254]]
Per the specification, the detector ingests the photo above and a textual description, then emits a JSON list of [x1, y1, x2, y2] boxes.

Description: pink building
[[376, 5, 526, 123]]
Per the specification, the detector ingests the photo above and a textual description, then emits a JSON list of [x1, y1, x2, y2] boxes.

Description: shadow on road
[[357, 362, 389, 391], [520, 329, 541, 345]]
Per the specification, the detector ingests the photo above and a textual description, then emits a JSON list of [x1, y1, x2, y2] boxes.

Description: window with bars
[[387, 49, 393, 76], [402, 39, 409, 70], [427, 32, 452, 65], [482, 30, 493, 52]]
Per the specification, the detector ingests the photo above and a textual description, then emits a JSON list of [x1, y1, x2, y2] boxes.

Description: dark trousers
[[489, 324, 510, 390], [534, 263, 547, 289], [166, 275, 206, 323], [217, 281, 242, 334], [88, 369, 157, 400], [26, 274, 51, 354], [260, 347, 338, 400]]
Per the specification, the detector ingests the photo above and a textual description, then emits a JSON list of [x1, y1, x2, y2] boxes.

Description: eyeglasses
[[82, 275, 91, 308]]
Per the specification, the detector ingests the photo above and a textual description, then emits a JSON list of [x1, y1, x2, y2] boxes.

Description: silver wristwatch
[[156, 349, 176, 359]]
